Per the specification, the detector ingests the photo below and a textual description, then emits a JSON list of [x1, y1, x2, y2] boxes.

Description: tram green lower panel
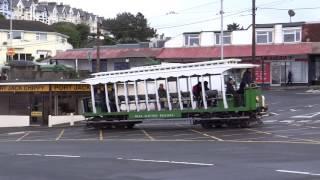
[[128, 111, 182, 119]]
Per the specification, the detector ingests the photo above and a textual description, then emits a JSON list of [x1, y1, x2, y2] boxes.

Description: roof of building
[[157, 43, 313, 59], [52, 43, 314, 60], [0, 19, 56, 32], [53, 48, 163, 60], [35, 4, 47, 12], [22, 0, 34, 8], [45, 2, 56, 13]]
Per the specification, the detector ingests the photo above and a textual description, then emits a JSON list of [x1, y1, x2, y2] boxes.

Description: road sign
[[7, 48, 15, 56]]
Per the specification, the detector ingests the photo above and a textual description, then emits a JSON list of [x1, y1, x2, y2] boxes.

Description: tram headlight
[[256, 96, 260, 102]]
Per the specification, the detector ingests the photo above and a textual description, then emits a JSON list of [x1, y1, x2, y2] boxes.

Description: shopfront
[[252, 56, 309, 86], [0, 83, 90, 125]]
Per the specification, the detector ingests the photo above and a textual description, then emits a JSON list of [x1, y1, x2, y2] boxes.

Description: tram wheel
[[126, 124, 135, 129], [201, 123, 213, 129], [240, 120, 251, 128]]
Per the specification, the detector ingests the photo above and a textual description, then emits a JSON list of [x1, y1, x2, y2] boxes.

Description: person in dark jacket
[[226, 78, 236, 95], [193, 82, 202, 107], [237, 81, 246, 106], [158, 83, 167, 109], [242, 69, 252, 86], [287, 71, 293, 86]]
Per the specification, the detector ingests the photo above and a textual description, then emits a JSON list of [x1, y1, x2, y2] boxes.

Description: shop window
[[20, 53, 26, 60], [215, 32, 231, 45], [184, 34, 200, 46], [283, 29, 301, 43], [26, 54, 32, 61], [114, 62, 130, 71], [256, 31, 273, 44], [13, 54, 19, 60]]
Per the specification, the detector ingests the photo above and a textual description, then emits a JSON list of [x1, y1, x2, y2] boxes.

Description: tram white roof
[[83, 59, 258, 85]]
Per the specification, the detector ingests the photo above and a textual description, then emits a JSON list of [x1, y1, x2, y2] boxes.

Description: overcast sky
[[52, 0, 320, 37]]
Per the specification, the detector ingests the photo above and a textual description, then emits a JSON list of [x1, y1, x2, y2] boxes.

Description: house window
[[256, 31, 273, 44], [114, 62, 130, 71], [215, 32, 231, 44], [36, 33, 47, 40], [283, 29, 301, 43], [184, 34, 200, 46], [7, 31, 22, 39]]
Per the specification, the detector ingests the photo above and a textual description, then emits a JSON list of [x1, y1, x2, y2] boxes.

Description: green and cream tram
[[82, 59, 267, 129]]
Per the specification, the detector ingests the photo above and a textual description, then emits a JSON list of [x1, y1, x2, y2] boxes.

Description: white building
[[165, 22, 304, 48], [0, 19, 72, 65], [0, 0, 10, 18]]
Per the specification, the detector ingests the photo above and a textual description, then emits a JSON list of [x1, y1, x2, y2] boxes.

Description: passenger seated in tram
[[226, 77, 241, 107], [158, 83, 167, 109], [192, 82, 202, 107], [95, 85, 107, 112], [204, 81, 218, 107]]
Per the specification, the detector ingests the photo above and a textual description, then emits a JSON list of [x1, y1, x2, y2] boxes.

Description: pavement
[[0, 88, 320, 180]]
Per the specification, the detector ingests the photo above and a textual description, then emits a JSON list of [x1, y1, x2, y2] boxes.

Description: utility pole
[[96, 22, 101, 73], [220, 0, 224, 60], [252, 0, 256, 82], [9, 0, 13, 62]]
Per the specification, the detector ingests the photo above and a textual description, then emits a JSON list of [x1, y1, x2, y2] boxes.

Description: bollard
[[70, 113, 74, 126], [48, 115, 52, 128]]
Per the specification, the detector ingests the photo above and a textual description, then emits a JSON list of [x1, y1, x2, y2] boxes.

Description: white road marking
[[8, 132, 26, 135], [296, 120, 311, 123], [191, 130, 224, 141], [276, 170, 320, 176], [292, 112, 320, 119], [279, 120, 295, 123], [270, 112, 280, 116], [16, 154, 80, 158], [16, 132, 30, 141], [17, 153, 42, 156], [44, 154, 81, 158], [117, 158, 214, 166], [263, 120, 278, 123], [290, 109, 297, 112]]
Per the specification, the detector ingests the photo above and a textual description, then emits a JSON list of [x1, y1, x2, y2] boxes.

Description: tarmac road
[[0, 88, 319, 180]]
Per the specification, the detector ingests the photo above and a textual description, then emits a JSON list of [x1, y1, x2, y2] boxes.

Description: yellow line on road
[[141, 129, 155, 141], [191, 130, 224, 141], [16, 132, 30, 141], [56, 129, 65, 141], [99, 129, 103, 141]]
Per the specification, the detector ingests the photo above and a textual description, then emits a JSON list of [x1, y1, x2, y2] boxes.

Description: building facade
[[0, 20, 72, 65], [2, 1, 100, 33], [0, 0, 10, 18], [164, 22, 320, 86]]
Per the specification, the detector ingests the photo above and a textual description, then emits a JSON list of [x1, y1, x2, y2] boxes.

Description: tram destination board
[[128, 111, 182, 119]]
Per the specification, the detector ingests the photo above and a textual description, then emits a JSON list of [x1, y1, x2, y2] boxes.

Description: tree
[[52, 22, 81, 48], [227, 23, 243, 31], [0, 14, 5, 20], [103, 12, 157, 43], [76, 23, 90, 47]]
